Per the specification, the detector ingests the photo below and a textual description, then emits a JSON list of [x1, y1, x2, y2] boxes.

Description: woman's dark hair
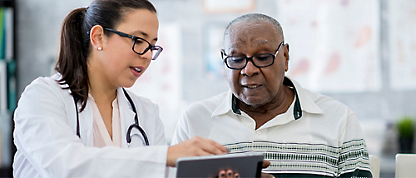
[[55, 0, 157, 112]]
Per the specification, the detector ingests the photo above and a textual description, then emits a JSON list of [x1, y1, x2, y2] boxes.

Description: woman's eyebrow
[[132, 30, 158, 42]]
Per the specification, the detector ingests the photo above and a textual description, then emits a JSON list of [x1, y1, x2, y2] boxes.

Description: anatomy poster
[[276, 0, 381, 93], [388, 0, 416, 91]]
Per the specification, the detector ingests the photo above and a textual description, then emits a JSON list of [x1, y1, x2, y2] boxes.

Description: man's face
[[223, 21, 289, 108]]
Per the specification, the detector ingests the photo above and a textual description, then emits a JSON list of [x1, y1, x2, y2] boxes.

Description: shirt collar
[[287, 76, 323, 115], [231, 95, 241, 115], [212, 90, 235, 117], [212, 77, 323, 118], [283, 77, 303, 119]]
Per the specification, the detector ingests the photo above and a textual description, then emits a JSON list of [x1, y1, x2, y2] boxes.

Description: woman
[[12, 0, 227, 177]]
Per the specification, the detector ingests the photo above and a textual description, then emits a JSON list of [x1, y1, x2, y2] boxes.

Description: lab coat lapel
[[52, 74, 95, 146], [79, 101, 94, 146], [117, 88, 136, 148]]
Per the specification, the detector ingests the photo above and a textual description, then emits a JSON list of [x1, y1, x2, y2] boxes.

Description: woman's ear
[[89, 25, 105, 51]]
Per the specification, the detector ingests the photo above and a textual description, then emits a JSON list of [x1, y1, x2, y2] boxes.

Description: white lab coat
[[13, 74, 169, 178]]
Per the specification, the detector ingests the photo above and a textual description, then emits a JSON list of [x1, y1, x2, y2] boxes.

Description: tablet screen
[[176, 153, 264, 178]]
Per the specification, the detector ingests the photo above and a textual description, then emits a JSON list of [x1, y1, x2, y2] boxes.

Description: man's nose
[[240, 60, 259, 76]]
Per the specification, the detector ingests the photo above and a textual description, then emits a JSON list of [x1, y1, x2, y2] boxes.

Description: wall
[[16, 0, 92, 93], [15, 0, 416, 175]]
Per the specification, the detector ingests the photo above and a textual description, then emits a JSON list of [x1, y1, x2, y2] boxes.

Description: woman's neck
[[89, 86, 117, 104], [87, 58, 118, 103], [88, 72, 117, 104], [87, 58, 119, 140]]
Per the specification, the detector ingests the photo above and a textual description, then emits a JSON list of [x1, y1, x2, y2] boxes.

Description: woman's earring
[[97, 47, 102, 51]]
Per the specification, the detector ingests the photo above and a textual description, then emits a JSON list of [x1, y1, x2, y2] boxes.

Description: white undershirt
[[88, 94, 122, 148]]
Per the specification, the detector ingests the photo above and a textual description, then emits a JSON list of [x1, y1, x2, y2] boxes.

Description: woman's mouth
[[132, 67, 141, 73], [130, 66, 143, 77]]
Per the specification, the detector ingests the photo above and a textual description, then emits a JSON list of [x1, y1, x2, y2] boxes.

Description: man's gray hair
[[224, 13, 284, 42]]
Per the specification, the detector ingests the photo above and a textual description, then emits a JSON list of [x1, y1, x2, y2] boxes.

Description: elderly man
[[172, 13, 372, 177]]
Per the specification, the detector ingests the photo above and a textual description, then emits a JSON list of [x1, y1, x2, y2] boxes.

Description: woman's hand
[[166, 136, 228, 167]]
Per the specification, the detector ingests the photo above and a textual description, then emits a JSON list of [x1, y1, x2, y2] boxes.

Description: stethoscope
[[73, 88, 149, 146]]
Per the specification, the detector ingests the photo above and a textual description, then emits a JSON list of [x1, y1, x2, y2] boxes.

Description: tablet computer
[[176, 153, 264, 178]]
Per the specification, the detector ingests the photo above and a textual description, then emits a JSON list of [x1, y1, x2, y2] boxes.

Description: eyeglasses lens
[[226, 54, 274, 69], [133, 39, 162, 60]]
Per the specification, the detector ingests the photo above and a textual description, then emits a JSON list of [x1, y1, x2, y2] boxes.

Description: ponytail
[[55, 8, 90, 112]]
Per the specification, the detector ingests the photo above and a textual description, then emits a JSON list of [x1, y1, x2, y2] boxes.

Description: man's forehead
[[228, 39, 272, 49], [225, 30, 279, 50]]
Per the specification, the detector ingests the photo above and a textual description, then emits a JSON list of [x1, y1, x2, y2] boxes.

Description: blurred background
[[0, 0, 415, 177]]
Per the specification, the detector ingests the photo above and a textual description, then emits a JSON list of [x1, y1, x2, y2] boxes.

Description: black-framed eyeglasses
[[104, 28, 163, 60], [221, 42, 285, 70]]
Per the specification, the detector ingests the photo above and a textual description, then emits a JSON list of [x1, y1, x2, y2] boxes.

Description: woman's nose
[[139, 48, 153, 60]]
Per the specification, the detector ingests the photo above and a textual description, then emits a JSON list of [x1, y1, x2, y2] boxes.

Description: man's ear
[[284, 43, 290, 72], [89, 25, 105, 51]]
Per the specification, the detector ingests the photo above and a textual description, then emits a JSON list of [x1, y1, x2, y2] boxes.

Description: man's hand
[[262, 160, 271, 168], [216, 159, 274, 178], [261, 160, 275, 178], [166, 136, 228, 167]]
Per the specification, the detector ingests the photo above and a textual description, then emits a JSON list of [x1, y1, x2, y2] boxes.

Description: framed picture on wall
[[202, 0, 255, 14], [202, 22, 228, 80], [0, 60, 7, 111]]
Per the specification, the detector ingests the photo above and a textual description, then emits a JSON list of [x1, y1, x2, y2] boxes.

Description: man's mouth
[[243, 85, 262, 89]]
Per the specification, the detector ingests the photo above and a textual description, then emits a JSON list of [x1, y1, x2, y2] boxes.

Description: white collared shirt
[[172, 77, 372, 177]]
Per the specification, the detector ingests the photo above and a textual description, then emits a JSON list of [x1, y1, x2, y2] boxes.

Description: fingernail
[[220, 173, 225, 177], [226, 148, 230, 152], [228, 172, 232, 176]]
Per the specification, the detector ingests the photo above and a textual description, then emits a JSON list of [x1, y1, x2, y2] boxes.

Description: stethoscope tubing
[[73, 88, 149, 146], [122, 88, 149, 146]]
